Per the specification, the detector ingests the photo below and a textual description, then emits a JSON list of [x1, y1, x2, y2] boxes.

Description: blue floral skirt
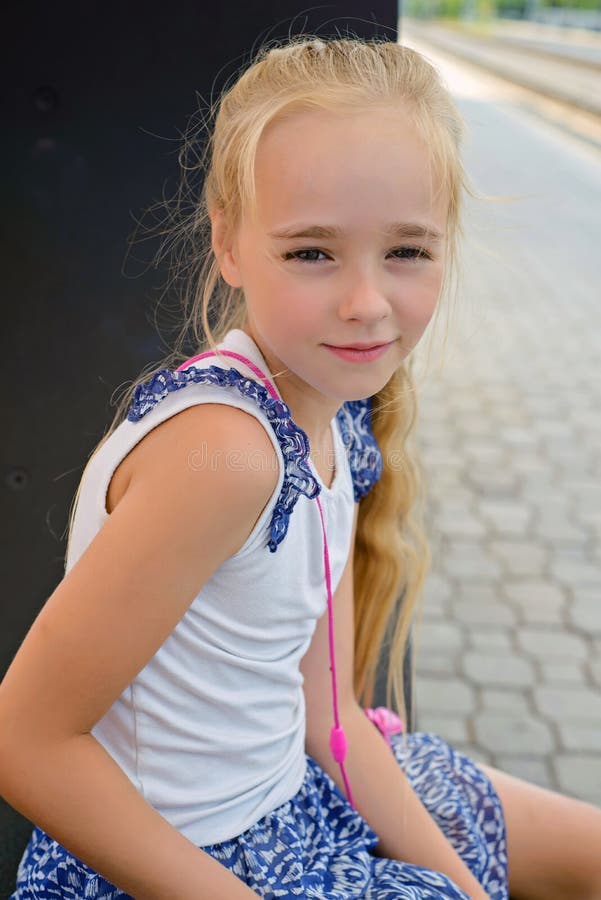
[[12, 732, 508, 899]]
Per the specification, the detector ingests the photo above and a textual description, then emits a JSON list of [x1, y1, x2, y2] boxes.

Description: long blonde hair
[[66, 34, 472, 722]]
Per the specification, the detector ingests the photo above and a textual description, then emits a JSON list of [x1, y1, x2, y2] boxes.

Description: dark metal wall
[[1, 2, 398, 894]]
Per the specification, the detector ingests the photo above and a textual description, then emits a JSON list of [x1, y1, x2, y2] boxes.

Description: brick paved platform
[[405, 26, 601, 806]]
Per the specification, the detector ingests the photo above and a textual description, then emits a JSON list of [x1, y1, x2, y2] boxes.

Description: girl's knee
[[480, 763, 601, 900]]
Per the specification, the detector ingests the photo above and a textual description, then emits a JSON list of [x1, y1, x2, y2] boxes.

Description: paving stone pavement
[[404, 31, 601, 807]]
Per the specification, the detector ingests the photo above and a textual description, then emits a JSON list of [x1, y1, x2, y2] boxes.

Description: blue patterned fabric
[[126, 364, 383, 551], [12, 731, 508, 899]]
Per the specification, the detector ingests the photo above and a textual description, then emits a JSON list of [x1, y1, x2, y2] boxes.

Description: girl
[[1, 34, 601, 900]]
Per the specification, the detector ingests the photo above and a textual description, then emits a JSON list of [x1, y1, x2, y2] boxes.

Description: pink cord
[[175, 349, 354, 804], [176, 349, 279, 398], [315, 495, 354, 806]]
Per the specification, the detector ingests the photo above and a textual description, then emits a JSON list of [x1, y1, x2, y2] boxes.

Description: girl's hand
[[301, 513, 499, 900], [304, 699, 497, 898]]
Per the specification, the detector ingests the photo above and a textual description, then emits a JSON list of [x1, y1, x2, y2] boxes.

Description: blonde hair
[[66, 34, 474, 723]]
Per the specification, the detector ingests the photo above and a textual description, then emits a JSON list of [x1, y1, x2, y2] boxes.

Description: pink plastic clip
[[329, 725, 348, 763], [364, 706, 404, 749]]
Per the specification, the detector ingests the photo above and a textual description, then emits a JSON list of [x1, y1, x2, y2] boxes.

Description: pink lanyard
[[176, 348, 403, 806]]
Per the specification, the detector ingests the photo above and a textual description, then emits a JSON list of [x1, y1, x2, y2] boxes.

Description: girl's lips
[[323, 341, 393, 363]]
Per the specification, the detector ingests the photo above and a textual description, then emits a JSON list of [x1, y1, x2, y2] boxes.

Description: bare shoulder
[[0, 402, 280, 742], [119, 401, 280, 562], [146, 398, 276, 496], [109, 402, 278, 519]]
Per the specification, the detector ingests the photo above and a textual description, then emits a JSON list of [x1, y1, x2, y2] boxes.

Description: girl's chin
[[325, 374, 398, 404]]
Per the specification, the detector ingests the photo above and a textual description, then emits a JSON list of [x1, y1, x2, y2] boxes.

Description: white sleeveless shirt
[[65, 328, 382, 845]]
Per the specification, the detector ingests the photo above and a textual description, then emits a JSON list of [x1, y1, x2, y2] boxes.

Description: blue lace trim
[[335, 400, 383, 502], [127, 365, 382, 551]]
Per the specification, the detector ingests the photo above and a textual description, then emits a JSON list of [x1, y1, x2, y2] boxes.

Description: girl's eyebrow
[[268, 222, 444, 241]]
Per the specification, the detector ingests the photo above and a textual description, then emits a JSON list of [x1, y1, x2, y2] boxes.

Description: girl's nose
[[336, 276, 392, 322]]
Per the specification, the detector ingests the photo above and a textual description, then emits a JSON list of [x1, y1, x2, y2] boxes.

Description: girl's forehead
[[258, 105, 419, 156], [251, 110, 447, 231]]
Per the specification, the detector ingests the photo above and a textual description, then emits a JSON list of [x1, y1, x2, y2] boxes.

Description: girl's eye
[[283, 248, 329, 263], [282, 246, 433, 264], [390, 246, 433, 262]]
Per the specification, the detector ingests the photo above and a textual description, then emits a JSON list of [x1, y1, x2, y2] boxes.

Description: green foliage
[[542, 0, 600, 8], [496, 0, 527, 14], [405, 0, 600, 14], [439, 0, 463, 16]]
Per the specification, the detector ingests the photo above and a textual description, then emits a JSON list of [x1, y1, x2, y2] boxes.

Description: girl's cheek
[[403, 296, 440, 341]]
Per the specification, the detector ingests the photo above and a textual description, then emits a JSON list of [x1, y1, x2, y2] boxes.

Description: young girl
[[1, 34, 600, 900]]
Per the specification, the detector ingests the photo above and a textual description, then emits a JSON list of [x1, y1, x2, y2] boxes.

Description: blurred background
[[403, 0, 601, 808], [2, 0, 600, 895], [406, 0, 600, 29]]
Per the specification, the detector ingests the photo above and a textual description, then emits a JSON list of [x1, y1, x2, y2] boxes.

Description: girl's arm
[[300, 503, 491, 900], [0, 732, 259, 900], [0, 404, 279, 900]]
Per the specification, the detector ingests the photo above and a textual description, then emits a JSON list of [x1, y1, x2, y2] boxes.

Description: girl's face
[[213, 105, 448, 414]]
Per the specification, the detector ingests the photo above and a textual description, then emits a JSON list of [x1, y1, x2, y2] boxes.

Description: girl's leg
[[480, 763, 601, 900]]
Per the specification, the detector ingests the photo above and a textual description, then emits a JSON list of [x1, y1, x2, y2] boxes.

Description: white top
[[66, 328, 358, 845]]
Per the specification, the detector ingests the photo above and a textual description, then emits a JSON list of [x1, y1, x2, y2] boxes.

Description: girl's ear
[[210, 207, 243, 288]]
